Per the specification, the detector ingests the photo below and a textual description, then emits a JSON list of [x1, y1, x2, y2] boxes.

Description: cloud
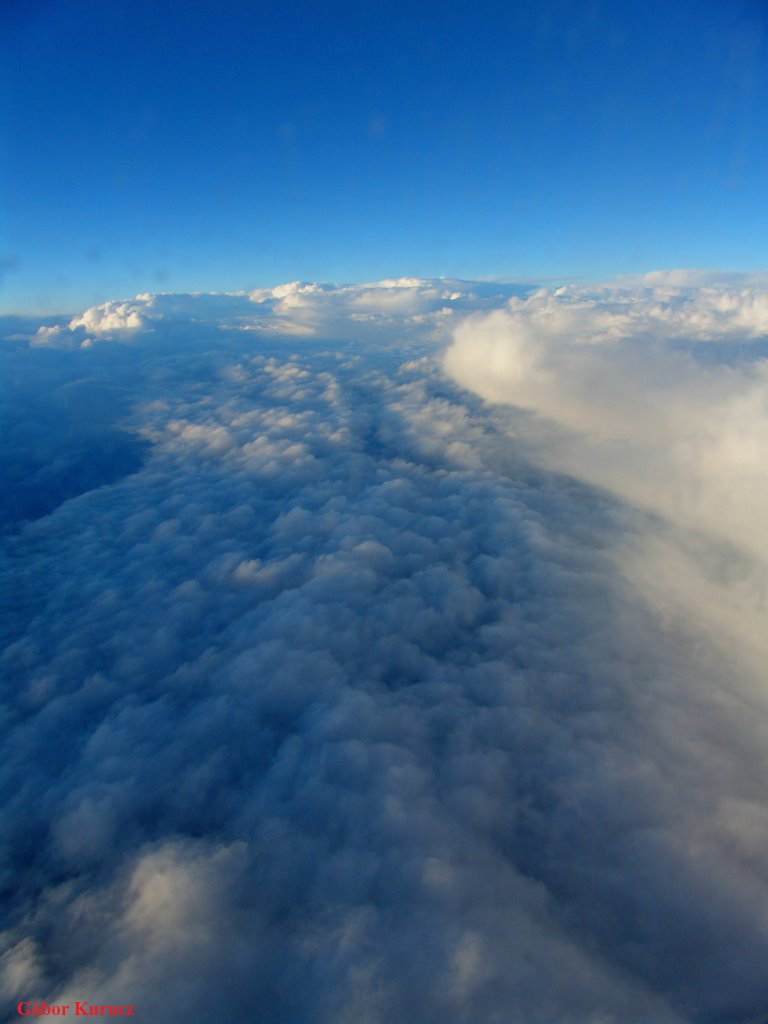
[[444, 279, 768, 558], [31, 299, 150, 349], [624, 268, 768, 290], [69, 300, 148, 335], [27, 280, 522, 350], [245, 277, 507, 339], [444, 275, 768, 701], [3, 276, 768, 1023]]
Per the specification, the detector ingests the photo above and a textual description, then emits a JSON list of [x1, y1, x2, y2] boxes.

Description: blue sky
[[1, 0, 766, 312], [5, 9, 768, 1016]]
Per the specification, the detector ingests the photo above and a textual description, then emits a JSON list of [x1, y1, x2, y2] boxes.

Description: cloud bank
[[3, 276, 768, 1023], [444, 278, 768, 684]]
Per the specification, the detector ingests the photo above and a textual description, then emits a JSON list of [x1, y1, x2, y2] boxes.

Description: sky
[[1, 0, 767, 312], [4, 2, 768, 1022]]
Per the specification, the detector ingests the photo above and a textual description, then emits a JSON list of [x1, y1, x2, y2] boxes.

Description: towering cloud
[[2, 277, 768, 1023]]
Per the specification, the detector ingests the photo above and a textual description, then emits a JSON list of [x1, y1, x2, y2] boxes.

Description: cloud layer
[[3, 276, 768, 1023], [444, 277, 768, 687]]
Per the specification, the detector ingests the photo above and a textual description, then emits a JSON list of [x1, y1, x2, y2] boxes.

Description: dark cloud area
[[3, 280, 768, 1023], [0, 379, 148, 529]]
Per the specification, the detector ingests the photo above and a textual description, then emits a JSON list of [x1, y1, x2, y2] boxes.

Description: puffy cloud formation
[[444, 279, 768, 682], [3, 276, 768, 1023], [29, 278, 529, 351], [32, 301, 150, 349], [445, 279, 768, 549]]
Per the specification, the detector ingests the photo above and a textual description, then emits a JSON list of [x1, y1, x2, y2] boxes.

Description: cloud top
[[444, 279, 768, 559], [4, 272, 768, 1023], [27, 278, 529, 349]]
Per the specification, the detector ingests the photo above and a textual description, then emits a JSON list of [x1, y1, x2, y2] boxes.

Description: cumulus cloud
[[31, 299, 150, 349], [245, 277, 505, 339], [70, 300, 148, 335], [444, 279, 768, 556], [28, 280, 522, 351], [444, 274, 768, 847], [3, 276, 768, 1023]]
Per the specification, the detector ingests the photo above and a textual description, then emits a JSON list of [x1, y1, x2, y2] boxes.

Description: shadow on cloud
[[0, 377, 149, 530]]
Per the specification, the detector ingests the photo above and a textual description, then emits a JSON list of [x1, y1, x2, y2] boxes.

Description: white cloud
[[3, 275, 768, 1023], [24, 279, 526, 349], [243, 277, 515, 340], [30, 299, 149, 348], [444, 279, 768, 557], [70, 299, 147, 334], [444, 273, 768, 769]]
